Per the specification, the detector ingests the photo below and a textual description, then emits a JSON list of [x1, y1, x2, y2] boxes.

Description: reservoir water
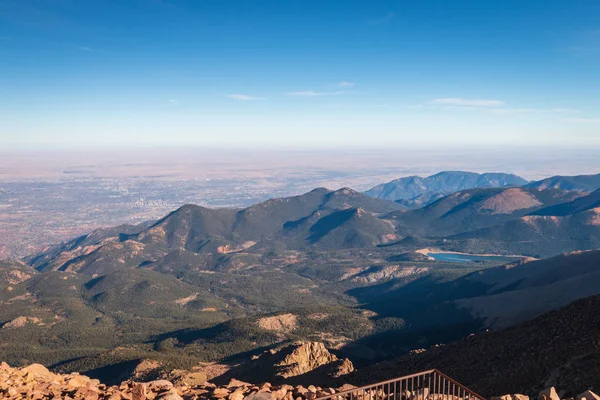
[[427, 252, 522, 263]]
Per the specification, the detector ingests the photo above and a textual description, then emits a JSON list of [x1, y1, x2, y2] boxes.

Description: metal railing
[[316, 369, 486, 400]]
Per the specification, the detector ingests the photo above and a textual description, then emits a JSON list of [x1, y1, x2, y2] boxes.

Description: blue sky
[[1, 0, 599, 148]]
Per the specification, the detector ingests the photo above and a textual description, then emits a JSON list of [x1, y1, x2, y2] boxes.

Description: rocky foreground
[[3, 361, 600, 400], [0, 361, 359, 400]]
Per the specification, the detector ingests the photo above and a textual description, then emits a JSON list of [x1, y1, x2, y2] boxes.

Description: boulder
[[295, 386, 309, 396], [338, 384, 357, 392], [156, 393, 184, 400], [67, 374, 93, 388], [149, 380, 174, 392], [213, 388, 231, 398], [245, 392, 275, 400], [538, 388, 560, 400], [228, 379, 253, 389], [132, 383, 147, 400], [271, 387, 289, 400], [577, 391, 600, 400], [229, 389, 246, 400], [21, 363, 53, 380]]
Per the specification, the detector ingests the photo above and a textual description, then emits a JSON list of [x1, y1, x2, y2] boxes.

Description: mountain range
[[365, 171, 600, 209], [2, 171, 600, 389], [364, 171, 529, 206]]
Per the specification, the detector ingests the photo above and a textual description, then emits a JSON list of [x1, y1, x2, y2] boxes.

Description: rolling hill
[[525, 173, 600, 192], [532, 188, 600, 216], [384, 187, 581, 237], [450, 190, 600, 256]]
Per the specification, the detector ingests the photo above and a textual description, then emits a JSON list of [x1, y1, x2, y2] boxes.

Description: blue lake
[[427, 252, 523, 263]]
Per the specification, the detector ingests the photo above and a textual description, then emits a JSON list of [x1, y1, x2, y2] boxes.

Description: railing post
[[314, 369, 485, 400]]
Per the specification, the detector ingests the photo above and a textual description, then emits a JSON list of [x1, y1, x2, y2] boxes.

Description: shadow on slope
[[346, 293, 600, 397]]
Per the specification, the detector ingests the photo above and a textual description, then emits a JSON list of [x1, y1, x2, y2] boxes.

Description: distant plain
[[1, 146, 599, 259]]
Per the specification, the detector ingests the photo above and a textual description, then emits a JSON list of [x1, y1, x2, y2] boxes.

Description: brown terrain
[[348, 294, 600, 397]]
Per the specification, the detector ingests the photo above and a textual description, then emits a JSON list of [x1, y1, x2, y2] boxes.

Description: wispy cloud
[[426, 99, 580, 116], [564, 117, 600, 124], [551, 108, 581, 113], [368, 104, 392, 109], [490, 108, 538, 115], [492, 108, 582, 115], [287, 90, 347, 97], [338, 81, 355, 88], [226, 94, 265, 101], [432, 98, 505, 107], [368, 12, 395, 27], [168, 99, 178, 104], [76, 45, 92, 52]]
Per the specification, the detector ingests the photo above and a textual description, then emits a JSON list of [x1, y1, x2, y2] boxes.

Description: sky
[[0, 0, 599, 148]]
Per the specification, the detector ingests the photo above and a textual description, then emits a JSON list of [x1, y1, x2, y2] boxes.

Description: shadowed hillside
[[349, 293, 600, 397]]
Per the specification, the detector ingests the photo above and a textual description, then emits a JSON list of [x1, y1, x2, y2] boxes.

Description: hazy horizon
[[2, 146, 600, 182]]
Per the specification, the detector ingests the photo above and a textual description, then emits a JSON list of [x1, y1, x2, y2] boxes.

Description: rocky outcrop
[[273, 342, 352, 379], [349, 265, 430, 283], [130, 359, 165, 382], [209, 342, 354, 387], [1, 316, 44, 329], [257, 314, 298, 334]]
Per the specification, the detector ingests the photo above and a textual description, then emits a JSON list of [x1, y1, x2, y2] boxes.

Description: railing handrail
[[317, 369, 437, 400], [315, 369, 486, 400], [432, 369, 486, 400]]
